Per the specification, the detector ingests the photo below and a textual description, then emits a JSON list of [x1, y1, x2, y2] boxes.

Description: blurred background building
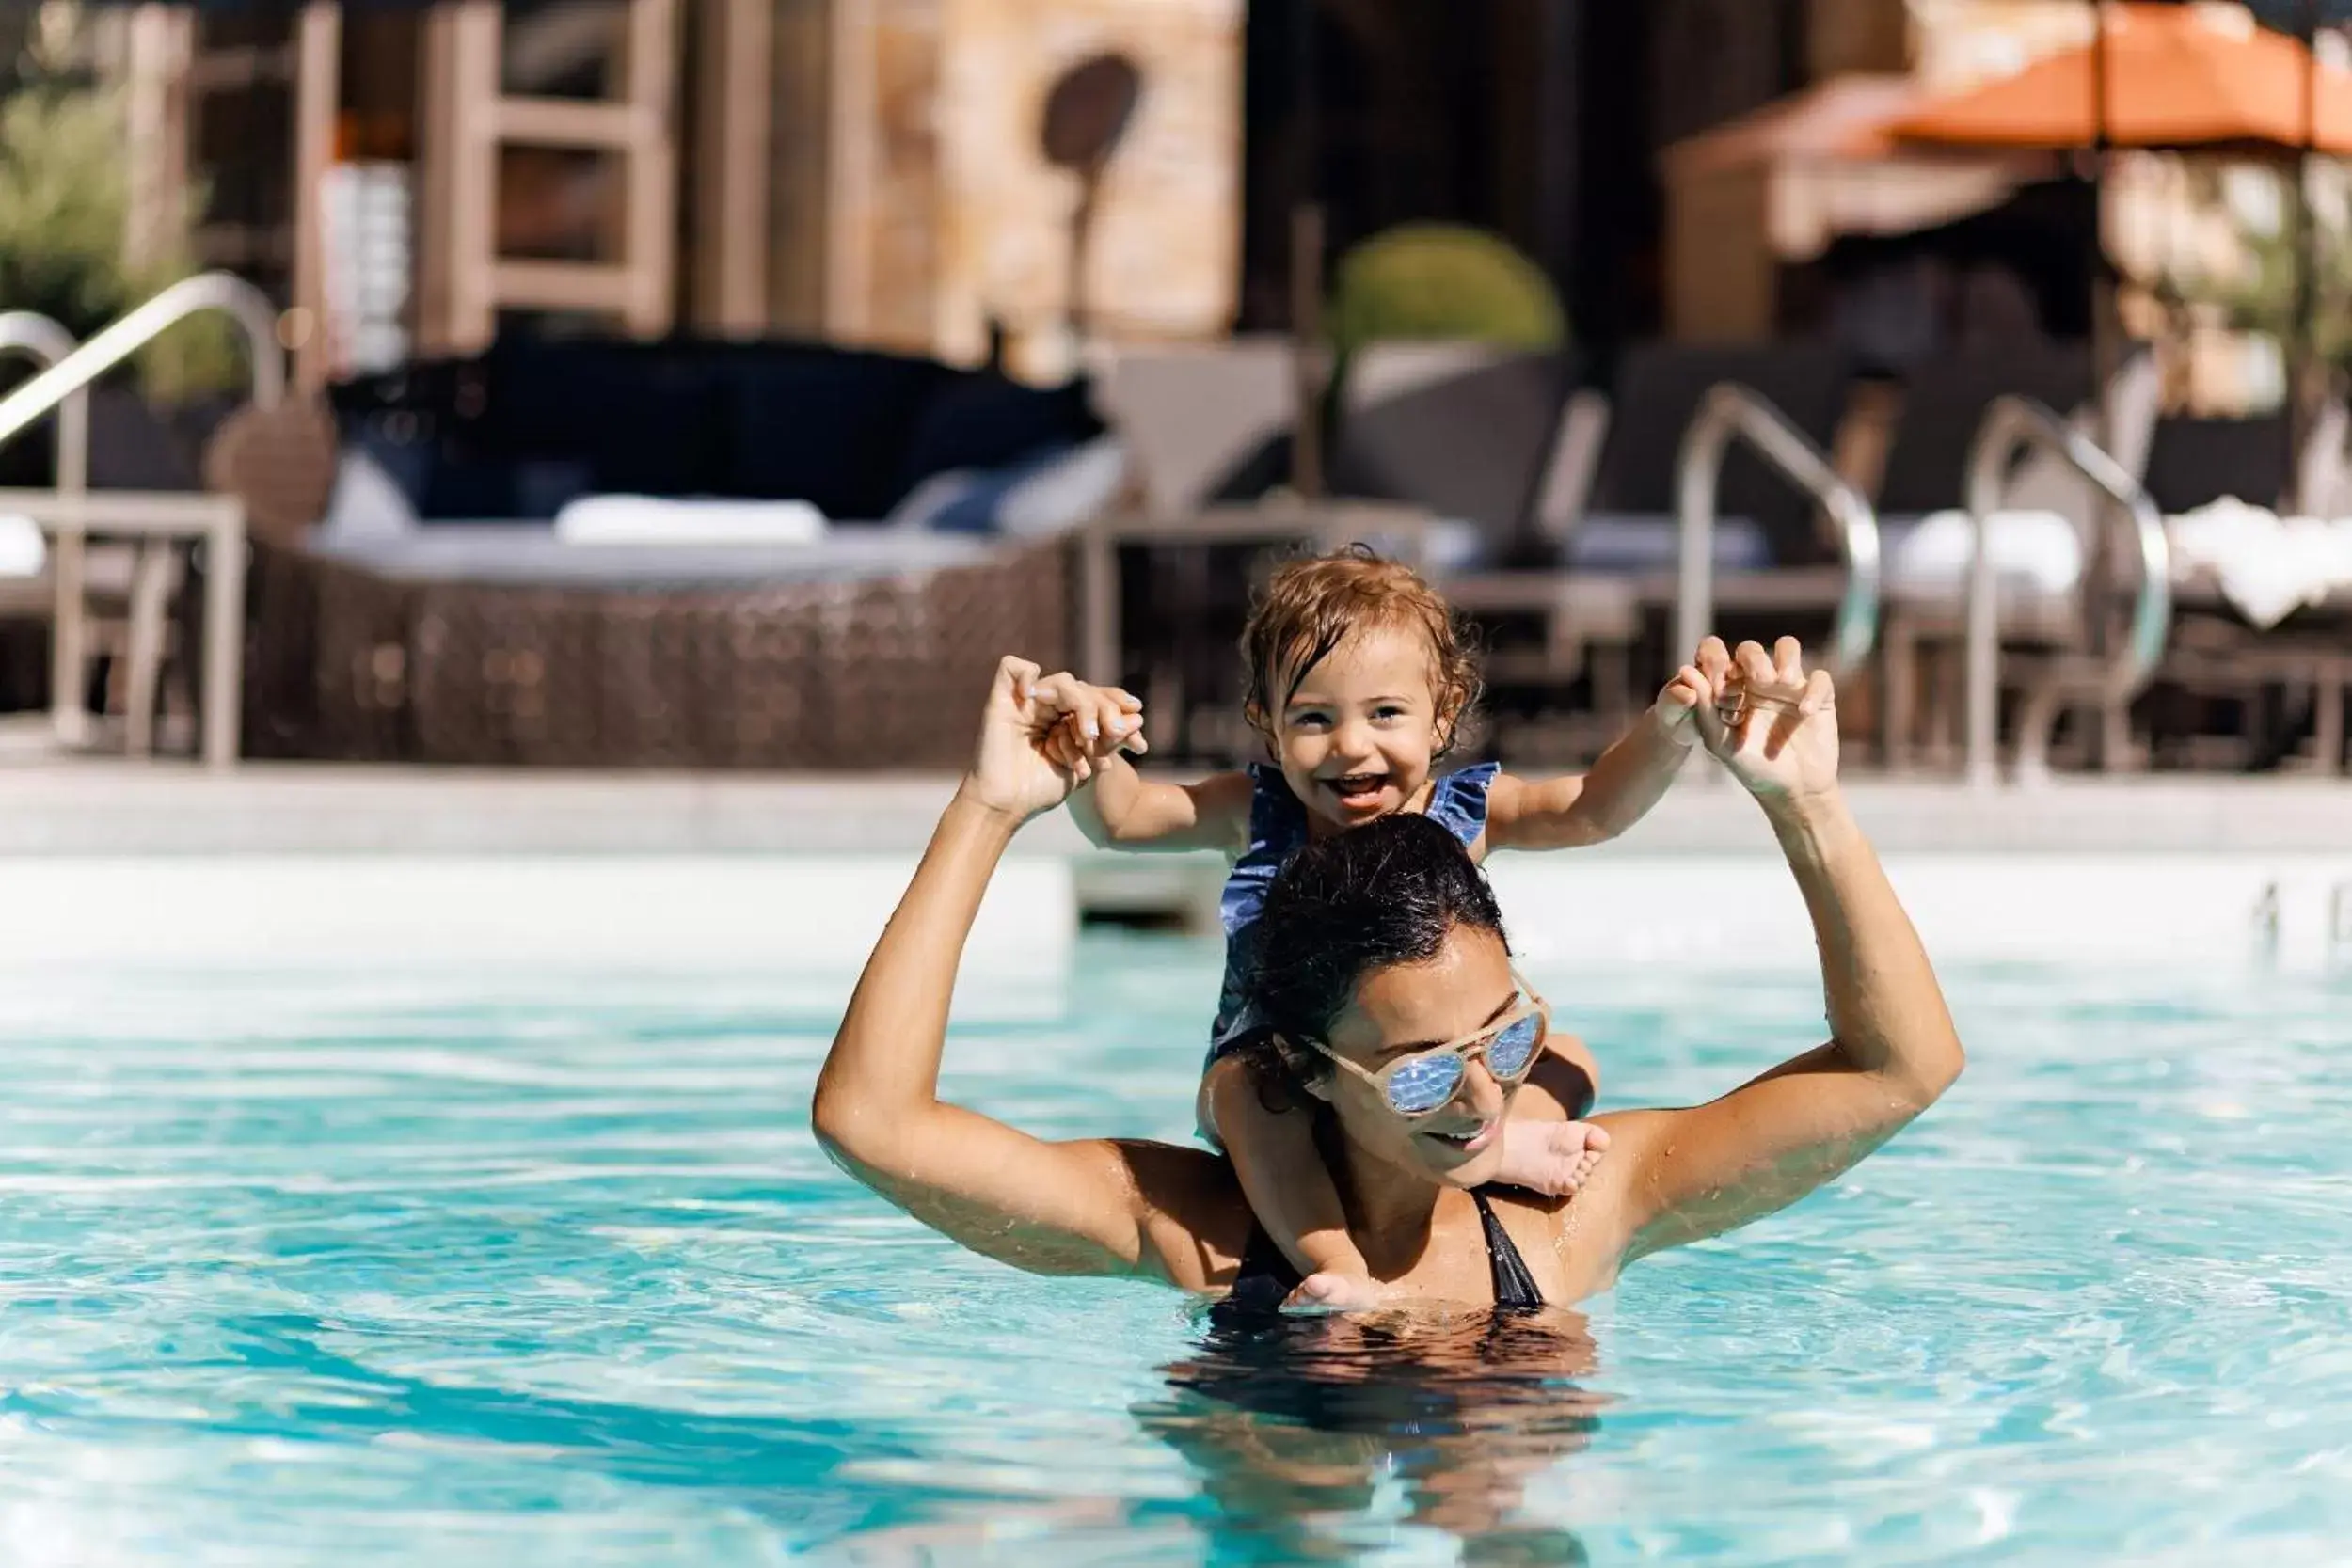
[[0, 0, 2347, 778], [21, 0, 2329, 406]]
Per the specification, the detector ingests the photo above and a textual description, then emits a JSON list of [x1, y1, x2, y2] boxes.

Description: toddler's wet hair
[[1237, 545, 1481, 756]]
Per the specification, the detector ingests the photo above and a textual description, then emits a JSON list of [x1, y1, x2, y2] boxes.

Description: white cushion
[[554, 496, 827, 546], [319, 448, 419, 543], [0, 515, 44, 578], [998, 436, 1129, 539]]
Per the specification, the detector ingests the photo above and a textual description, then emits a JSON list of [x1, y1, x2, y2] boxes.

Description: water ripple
[[0, 939, 2344, 1562]]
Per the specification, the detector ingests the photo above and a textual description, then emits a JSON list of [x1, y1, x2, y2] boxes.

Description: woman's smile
[[1422, 1118, 1499, 1157]]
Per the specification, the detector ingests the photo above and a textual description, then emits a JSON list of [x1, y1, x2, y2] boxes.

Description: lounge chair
[[1081, 339, 1432, 759], [1869, 343, 2162, 770], [1438, 341, 1858, 755], [2139, 404, 2352, 773], [0, 318, 195, 757], [1328, 341, 1581, 570], [254, 484, 1068, 768], [239, 338, 1102, 768]]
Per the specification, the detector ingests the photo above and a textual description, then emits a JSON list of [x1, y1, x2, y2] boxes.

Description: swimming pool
[[0, 934, 2347, 1565]]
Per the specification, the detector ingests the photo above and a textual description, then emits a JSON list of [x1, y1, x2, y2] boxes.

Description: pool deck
[[2, 757, 2349, 858], [2, 758, 2349, 970]]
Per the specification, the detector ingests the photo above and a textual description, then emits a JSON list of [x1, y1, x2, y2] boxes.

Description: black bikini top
[[1226, 1188, 1546, 1313]]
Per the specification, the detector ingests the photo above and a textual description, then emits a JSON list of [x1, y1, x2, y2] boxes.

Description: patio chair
[[1438, 341, 1857, 755], [1870, 343, 2162, 770], [2137, 402, 2352, 773], [0, 387, 267, 760], [1089, 337, 1302, 525], [0, 338, 187, 755], [1327, 341, 1580, 570], [2140, 411, 2295, 519], [1083, 338, 1432, 759]]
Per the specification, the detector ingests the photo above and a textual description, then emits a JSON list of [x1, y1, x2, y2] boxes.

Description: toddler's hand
[[1026, 673, 1148, 784], [1655, 670, 1704, 744], [1655, 635, 1735, 745], [1283, 1272, 1390, 1314]]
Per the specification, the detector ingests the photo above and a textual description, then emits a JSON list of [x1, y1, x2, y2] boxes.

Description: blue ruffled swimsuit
[[1206, 761, 1501, 1067]]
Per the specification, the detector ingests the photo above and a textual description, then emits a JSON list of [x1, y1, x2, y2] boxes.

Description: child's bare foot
[[1282, 1272, 1388, 1313], [1492, 1120, 1611, 1196]]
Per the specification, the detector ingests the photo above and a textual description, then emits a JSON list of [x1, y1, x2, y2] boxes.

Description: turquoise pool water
[[1, 938, 2348, 1564]]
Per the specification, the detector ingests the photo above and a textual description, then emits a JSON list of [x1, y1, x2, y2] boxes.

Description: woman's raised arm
[[1597, 639, 1964, 1263], [811, 657, 1241, 1284]]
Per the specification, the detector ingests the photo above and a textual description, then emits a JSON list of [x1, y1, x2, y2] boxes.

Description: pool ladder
[[2252, 877, 2352, 968]]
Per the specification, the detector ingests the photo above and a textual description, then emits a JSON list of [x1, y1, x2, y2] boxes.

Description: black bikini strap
[[1470, 1189, 1546, 1310]]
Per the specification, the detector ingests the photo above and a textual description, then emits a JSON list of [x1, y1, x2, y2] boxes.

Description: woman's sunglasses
[[1305, 978, 1550, 1118]]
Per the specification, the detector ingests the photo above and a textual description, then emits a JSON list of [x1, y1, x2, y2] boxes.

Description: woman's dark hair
[[1241, 813, 1507, 1091]]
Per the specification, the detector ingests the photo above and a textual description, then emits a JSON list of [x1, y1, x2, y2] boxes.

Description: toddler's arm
[[1486, 663, 1707, 850], [1023, 673, 1250, 852], [1071, 754, 1252, 853], [1203, 1054, 1377, 1301]]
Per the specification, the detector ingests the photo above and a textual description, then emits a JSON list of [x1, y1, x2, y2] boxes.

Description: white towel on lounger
[[1886, 509, 2084, 603], [2167, 497, 2352, 628]]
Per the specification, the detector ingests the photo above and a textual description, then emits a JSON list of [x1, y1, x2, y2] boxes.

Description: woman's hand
[[960, 657, 1145, 822], [1683, 636, 1840, 809]]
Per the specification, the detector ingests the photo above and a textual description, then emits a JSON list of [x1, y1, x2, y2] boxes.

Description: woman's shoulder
[[1115, 1140, 1259, 1292], [1482, 1179, 1629, 1305]]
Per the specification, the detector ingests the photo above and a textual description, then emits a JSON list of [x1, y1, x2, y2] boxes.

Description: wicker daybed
[[244, 532, 1069, 768], [237, 337, 1089, 768]]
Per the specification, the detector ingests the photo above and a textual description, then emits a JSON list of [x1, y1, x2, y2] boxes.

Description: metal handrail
[[0, 274, 283, 452], [1962, 396, 2170, 787], [1675, 381, 1882, 676], [0, 311, 92, 745], [0, 311, 87, 494]]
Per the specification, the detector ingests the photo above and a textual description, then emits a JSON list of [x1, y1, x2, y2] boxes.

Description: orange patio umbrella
[[1891, 3, 2352, 154], [1893, 3, 2344, 473]]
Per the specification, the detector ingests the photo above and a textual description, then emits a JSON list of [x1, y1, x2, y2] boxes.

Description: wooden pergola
[[112, 1, 1243, 380], [120, 0, 781, 383], [121, 2, 342, 387]]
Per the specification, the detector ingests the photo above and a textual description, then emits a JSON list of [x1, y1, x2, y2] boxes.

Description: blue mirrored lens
[[1487, 1015, 1542, 1079], [1385, 1052, 1465, 1115]]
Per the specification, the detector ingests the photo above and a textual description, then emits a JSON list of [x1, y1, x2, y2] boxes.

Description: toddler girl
[[1038, 547, 1706, 1308]]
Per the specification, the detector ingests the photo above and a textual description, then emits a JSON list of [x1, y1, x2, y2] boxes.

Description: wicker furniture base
[[246, 538, 1070, 768]]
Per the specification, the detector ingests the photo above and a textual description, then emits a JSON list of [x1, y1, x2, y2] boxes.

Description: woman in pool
[[811, 636, 1963, 1307]]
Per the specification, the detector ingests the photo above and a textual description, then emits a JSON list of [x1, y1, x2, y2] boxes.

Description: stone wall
[[827, 0, 1242, 376]]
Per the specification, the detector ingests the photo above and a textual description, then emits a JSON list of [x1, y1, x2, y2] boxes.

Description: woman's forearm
[[812, 788, 1018, 1160], [1764, 792, 1963, 1104]]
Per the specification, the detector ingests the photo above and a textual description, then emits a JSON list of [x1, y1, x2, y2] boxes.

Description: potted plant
[[0, 10, 242, 488]]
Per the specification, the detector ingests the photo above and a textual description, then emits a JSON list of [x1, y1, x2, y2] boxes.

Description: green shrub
[[1327, 223, 1567, 360], [0, 84, 244, 401]]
